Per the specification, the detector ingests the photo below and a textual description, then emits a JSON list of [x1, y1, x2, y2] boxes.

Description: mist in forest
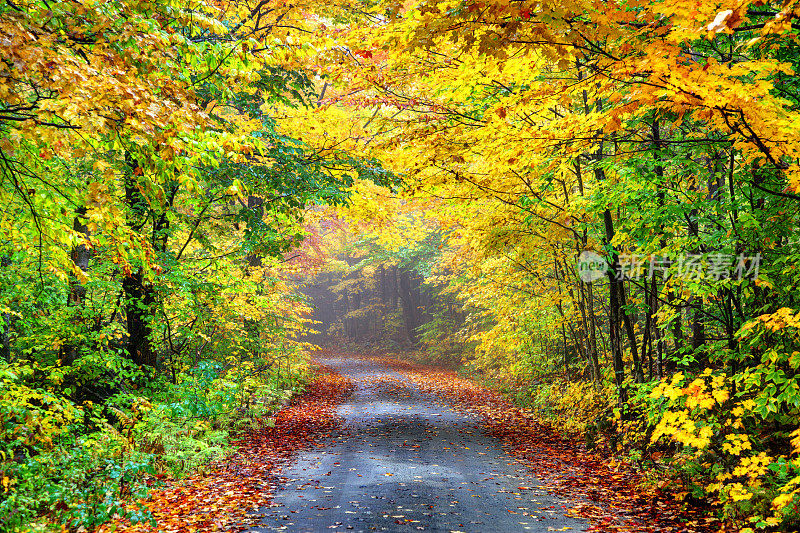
[[300, 260, 465, 357]]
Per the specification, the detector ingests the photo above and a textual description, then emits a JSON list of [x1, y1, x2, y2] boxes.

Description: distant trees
[[300, 215, 451, 350]]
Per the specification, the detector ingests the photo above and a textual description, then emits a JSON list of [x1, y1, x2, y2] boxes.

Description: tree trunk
[[61, 207, 92, 365], [398, 268, 420, 343], [651, 119, 684, 370], [604, 209, 628, 404], [591, 96, 626, 401], [391, 264, 399, 309], [123, 268, 157, 367], [575, 278, 600, 381], [123, 158, 159, 368], [379, 264, 387, 303], [619, 281, 644, 382]]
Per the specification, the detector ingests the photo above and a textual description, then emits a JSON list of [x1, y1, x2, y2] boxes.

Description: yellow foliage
[[728, 483, 754, 502], [650, 370, 800, 526], [546, 380, 615, 435], [0, 377, 79, 450], [722, 433, 752, 456]]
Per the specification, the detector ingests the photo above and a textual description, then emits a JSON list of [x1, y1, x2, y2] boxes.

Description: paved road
[[251, 356, 588, 533]]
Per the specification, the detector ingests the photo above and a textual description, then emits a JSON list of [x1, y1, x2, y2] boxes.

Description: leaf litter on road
[[376, 356, 733, 533]]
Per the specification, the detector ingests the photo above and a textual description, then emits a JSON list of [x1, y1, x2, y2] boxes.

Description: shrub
[[0, 364, 154, 532]]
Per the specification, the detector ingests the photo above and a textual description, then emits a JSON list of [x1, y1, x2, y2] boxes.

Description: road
[[250, 356, 589, 533]]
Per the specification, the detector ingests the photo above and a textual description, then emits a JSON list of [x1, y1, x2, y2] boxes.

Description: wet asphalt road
[[250, 356, 589, 533]]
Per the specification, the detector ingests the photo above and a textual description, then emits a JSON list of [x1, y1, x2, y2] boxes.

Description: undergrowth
[[0, 356, 311, 532]]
